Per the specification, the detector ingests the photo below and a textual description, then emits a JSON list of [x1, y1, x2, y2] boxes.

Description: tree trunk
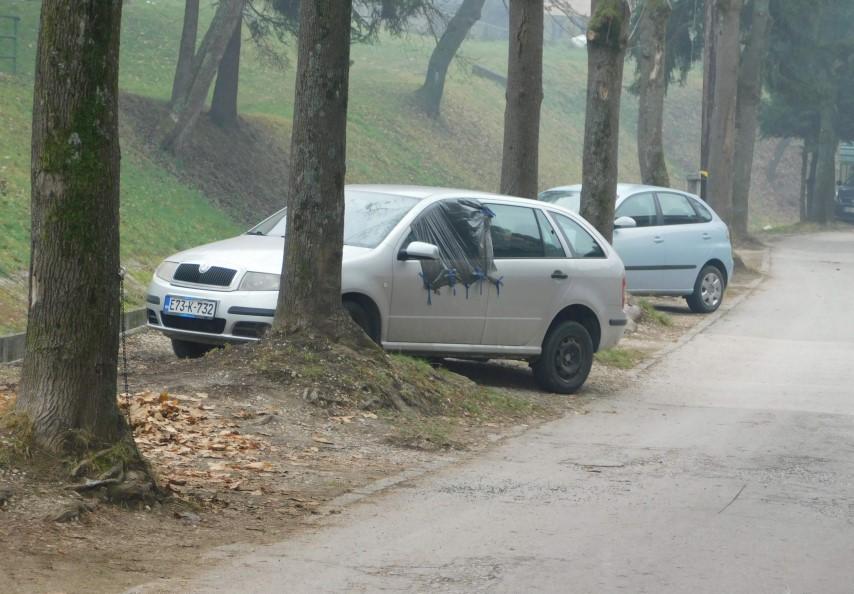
[[635, 0, 671, 188], [416, 0, 486, 118], [806, 146, 818, 221], [700, 0, 717, 172], [731, 0, 771, 239], [162, 0, 245, 154], [273, 0, 353, 338], [499, 0, 543, 199], [812, 103, 838, 224], [580, 0, 630, 244], [170, 0, 200, 105], [210, 19, 242, 128], [704, 0, 743, 225], [799, 144, 808, 222], [766, 137, 791, 183], [16, 0, 126, 453]]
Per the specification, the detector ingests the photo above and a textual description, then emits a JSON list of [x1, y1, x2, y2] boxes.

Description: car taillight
[[621, 275, 627, 309]]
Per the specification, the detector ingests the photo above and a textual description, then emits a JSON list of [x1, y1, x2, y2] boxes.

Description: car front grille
[[172, 263, 237, 287], [161, 313, 227, 334]]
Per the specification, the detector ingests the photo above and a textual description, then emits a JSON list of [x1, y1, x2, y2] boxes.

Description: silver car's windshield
[[248, 191, 420, 248], [539, 190, 580, 212]]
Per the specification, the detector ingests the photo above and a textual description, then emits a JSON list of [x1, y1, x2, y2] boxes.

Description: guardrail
[[0, 15, 20, 75], [0, 308, 148, 364]]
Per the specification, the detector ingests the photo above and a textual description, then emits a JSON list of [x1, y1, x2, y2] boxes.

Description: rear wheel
[[532, 321, 594, 394], [686, 264, 725, 313], [343, 299, 380, 344], [171, 338, 216, 359]]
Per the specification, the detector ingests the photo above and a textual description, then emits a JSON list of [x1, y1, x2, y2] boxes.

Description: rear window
[[658, 192, 703, 225], [552, 213, 606, 259]]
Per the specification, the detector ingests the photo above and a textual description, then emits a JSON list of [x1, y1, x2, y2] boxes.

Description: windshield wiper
[[246, 230, 265, 236]]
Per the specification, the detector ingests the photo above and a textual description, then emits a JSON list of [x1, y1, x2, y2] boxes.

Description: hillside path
[[132, 231, 854, 594]]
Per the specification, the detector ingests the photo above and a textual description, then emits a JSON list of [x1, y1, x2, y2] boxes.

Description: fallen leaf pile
[[120, 391, 280, 497], [0, 387, 13, 415]]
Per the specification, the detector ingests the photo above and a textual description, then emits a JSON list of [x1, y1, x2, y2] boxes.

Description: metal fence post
[[0, 15, 19, 75]]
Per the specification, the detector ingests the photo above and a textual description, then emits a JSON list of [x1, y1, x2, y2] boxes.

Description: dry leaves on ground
[[119, 391, 281, 498]]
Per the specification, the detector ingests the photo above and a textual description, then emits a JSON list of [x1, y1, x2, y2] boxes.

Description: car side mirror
[[614, 216, 638, 229], [398, 241, 440, 261]]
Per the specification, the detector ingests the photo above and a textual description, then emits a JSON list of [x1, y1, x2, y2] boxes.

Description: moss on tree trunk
[[580, 0, 630, 243], [273, 0, 360, 342], [499, 0, 544, 199], [16, 0, 126, 454]]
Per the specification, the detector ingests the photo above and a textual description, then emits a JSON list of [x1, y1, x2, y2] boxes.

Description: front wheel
[[171, 338, 216, 359], [686, 265, 725, 314], [532, 321, 594, 394], [343, 299, 380, 344]]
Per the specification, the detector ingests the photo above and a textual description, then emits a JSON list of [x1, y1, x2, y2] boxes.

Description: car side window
[[689, 198, 713, 222], [552, 213, 606, 259], [535, 210, 566, 258], [658, 192, 702, 225], [616, 193, 658, 227], [487, 204, 544, 258]]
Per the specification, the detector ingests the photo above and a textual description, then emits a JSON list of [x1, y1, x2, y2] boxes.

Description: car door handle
[[702, 233, 712, 240], [551, 270, 568, 280], [653, 236, 664, 243]]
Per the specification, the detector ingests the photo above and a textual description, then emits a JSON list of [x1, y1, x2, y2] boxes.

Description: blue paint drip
[[418, 272, 432, 305], [473, 267, 487, 295], [446, 268, 458, 296]]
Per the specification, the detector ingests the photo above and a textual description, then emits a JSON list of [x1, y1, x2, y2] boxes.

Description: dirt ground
[[0, 259, 763, 594]]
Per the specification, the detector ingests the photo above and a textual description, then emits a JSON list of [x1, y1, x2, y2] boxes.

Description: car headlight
[[155, 261, 179, 281], [239, 272, 280, 291]]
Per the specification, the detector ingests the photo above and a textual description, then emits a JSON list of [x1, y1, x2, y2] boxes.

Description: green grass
[[638, 299, 674, 326], [595, 347, 648, 369]]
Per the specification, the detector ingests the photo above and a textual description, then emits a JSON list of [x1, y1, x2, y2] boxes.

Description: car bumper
[[835, 203, 854, 221], [146, 276, 277, 344], [599, 312, 628, 351]]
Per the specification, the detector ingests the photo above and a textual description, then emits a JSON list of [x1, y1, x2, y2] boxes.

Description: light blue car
[[540, 184, 734, 313]]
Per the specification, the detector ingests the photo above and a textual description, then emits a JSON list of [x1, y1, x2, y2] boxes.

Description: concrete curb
[[631, 246, 771, 377], [0, 308, 148, 364]]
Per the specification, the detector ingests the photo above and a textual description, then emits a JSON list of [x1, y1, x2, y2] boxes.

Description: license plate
[[845, 207, 854, 214], [163, 295, 216, 319]]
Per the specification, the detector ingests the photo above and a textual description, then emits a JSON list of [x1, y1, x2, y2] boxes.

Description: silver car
[[540, 184, 734, 313], [147, 185, 628, 393]]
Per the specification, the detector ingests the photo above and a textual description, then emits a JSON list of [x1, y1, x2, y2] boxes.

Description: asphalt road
[[134, 231, 854, 594]]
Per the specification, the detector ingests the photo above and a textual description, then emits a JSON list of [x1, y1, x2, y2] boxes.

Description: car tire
[[171, 338, 216, 359], [686, 264, 725, 314], [343, 299, 380, 344], [532, 321, 594, 394]]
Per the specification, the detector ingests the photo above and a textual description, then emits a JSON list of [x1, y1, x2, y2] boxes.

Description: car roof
[[541, 183, 697, 200], [345, 184, 546, 207]]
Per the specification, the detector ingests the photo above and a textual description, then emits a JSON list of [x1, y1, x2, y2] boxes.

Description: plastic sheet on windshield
[[408, 199, 499, 302]]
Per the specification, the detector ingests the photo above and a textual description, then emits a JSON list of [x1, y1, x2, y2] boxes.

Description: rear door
[[655, 191, 708, 292], [612, 192, 665, 293], [481, 203, 568, 347]]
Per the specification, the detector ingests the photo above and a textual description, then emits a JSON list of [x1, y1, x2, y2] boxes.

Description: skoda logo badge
[[198, 263, 211, 274]]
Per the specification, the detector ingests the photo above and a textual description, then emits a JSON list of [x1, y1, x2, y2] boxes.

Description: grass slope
[[0, 0, 800, 334]]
